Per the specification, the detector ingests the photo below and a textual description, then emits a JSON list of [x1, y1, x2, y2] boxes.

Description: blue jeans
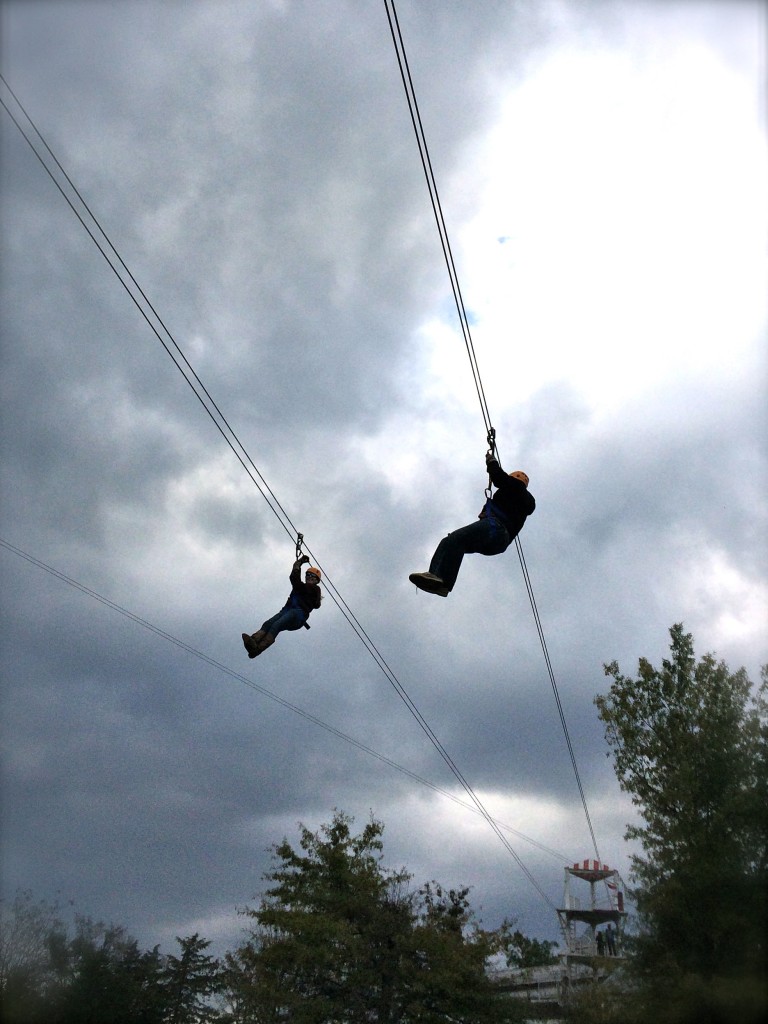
[[260, 606, 307, 637], [429, 518, 511, 590]]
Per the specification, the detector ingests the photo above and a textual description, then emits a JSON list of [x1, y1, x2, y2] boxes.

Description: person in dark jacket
[[242, 555, 322, 658], [409, 452, 535, 596]]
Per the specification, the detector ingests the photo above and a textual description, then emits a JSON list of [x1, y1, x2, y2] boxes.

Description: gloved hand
[[298, 554, 310, 565]]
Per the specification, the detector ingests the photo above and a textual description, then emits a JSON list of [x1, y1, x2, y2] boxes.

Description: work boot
[[242, 633, 260, 658], [254, 633, 276, 656], [408, 572, 449, 597]]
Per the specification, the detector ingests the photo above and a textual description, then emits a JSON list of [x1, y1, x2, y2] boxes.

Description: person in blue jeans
[[242, 555, 322, 658], [409, 452, 535, 596]]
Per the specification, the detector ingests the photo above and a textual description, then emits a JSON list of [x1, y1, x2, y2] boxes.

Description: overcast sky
[[1, 0, 766, 958]]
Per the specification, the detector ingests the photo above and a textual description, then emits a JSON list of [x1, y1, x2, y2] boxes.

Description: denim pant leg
[[260, 607, 306, 637], [429, 518, 510, 590]]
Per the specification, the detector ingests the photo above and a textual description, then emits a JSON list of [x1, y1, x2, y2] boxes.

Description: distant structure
[[558, 859, 627, 963], [490, 859, 628, 1010]]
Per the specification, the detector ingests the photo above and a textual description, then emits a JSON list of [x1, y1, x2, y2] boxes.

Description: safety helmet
[[306, 566, 322, 581], [509, 470, 529, 487]]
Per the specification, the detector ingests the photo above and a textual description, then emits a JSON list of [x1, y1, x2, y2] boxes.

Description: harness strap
[[288, 589, 313, 628], [480, 496, 513, 531]]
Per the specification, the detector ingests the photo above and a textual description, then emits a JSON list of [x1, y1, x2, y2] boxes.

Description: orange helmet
[[509, 471, 529, 487], [306, 566, 322, 581]]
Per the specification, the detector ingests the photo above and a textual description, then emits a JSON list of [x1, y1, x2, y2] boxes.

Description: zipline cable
[[383, 0, 493, 443], [515, 537, 600, 859], [383, 0, 601, 863], [0, 77, 558, 910], [0, 75, 298, 552], [0, 536, 570, 865]]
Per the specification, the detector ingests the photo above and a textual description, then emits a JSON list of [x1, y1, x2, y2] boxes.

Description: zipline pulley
[[295, 533, 304, 562]]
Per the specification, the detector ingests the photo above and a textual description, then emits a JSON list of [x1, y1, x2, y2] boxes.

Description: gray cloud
[[2, 0, 765, 963]]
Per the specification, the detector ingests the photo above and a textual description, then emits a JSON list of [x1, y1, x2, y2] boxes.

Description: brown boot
[[242, 633, 259, 659], [253, 633, 276, 657], [243, 629, 268, 659]]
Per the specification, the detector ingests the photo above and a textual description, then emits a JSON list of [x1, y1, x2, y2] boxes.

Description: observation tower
[[557, 859, 627, 963]]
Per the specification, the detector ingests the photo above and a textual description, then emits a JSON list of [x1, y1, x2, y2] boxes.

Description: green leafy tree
[[595, 624, 767, 1021], [405, 880, 510, 1022], [0, 899, 222, 1024], [224, 811, 412, 1023], [162, 932, 221, 1023], [56, 917, 166, 1024], [497, 925, 558, 969], [222, 810, 522, 1023], [0, 891, 68, 1024]]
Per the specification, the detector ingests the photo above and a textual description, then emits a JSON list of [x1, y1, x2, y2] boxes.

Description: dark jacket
[[480, 459, 536, 540], [284, 560, 322, 620]]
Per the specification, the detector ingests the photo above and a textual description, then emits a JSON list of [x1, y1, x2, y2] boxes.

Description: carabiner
[[486, 427, 497, 459]]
